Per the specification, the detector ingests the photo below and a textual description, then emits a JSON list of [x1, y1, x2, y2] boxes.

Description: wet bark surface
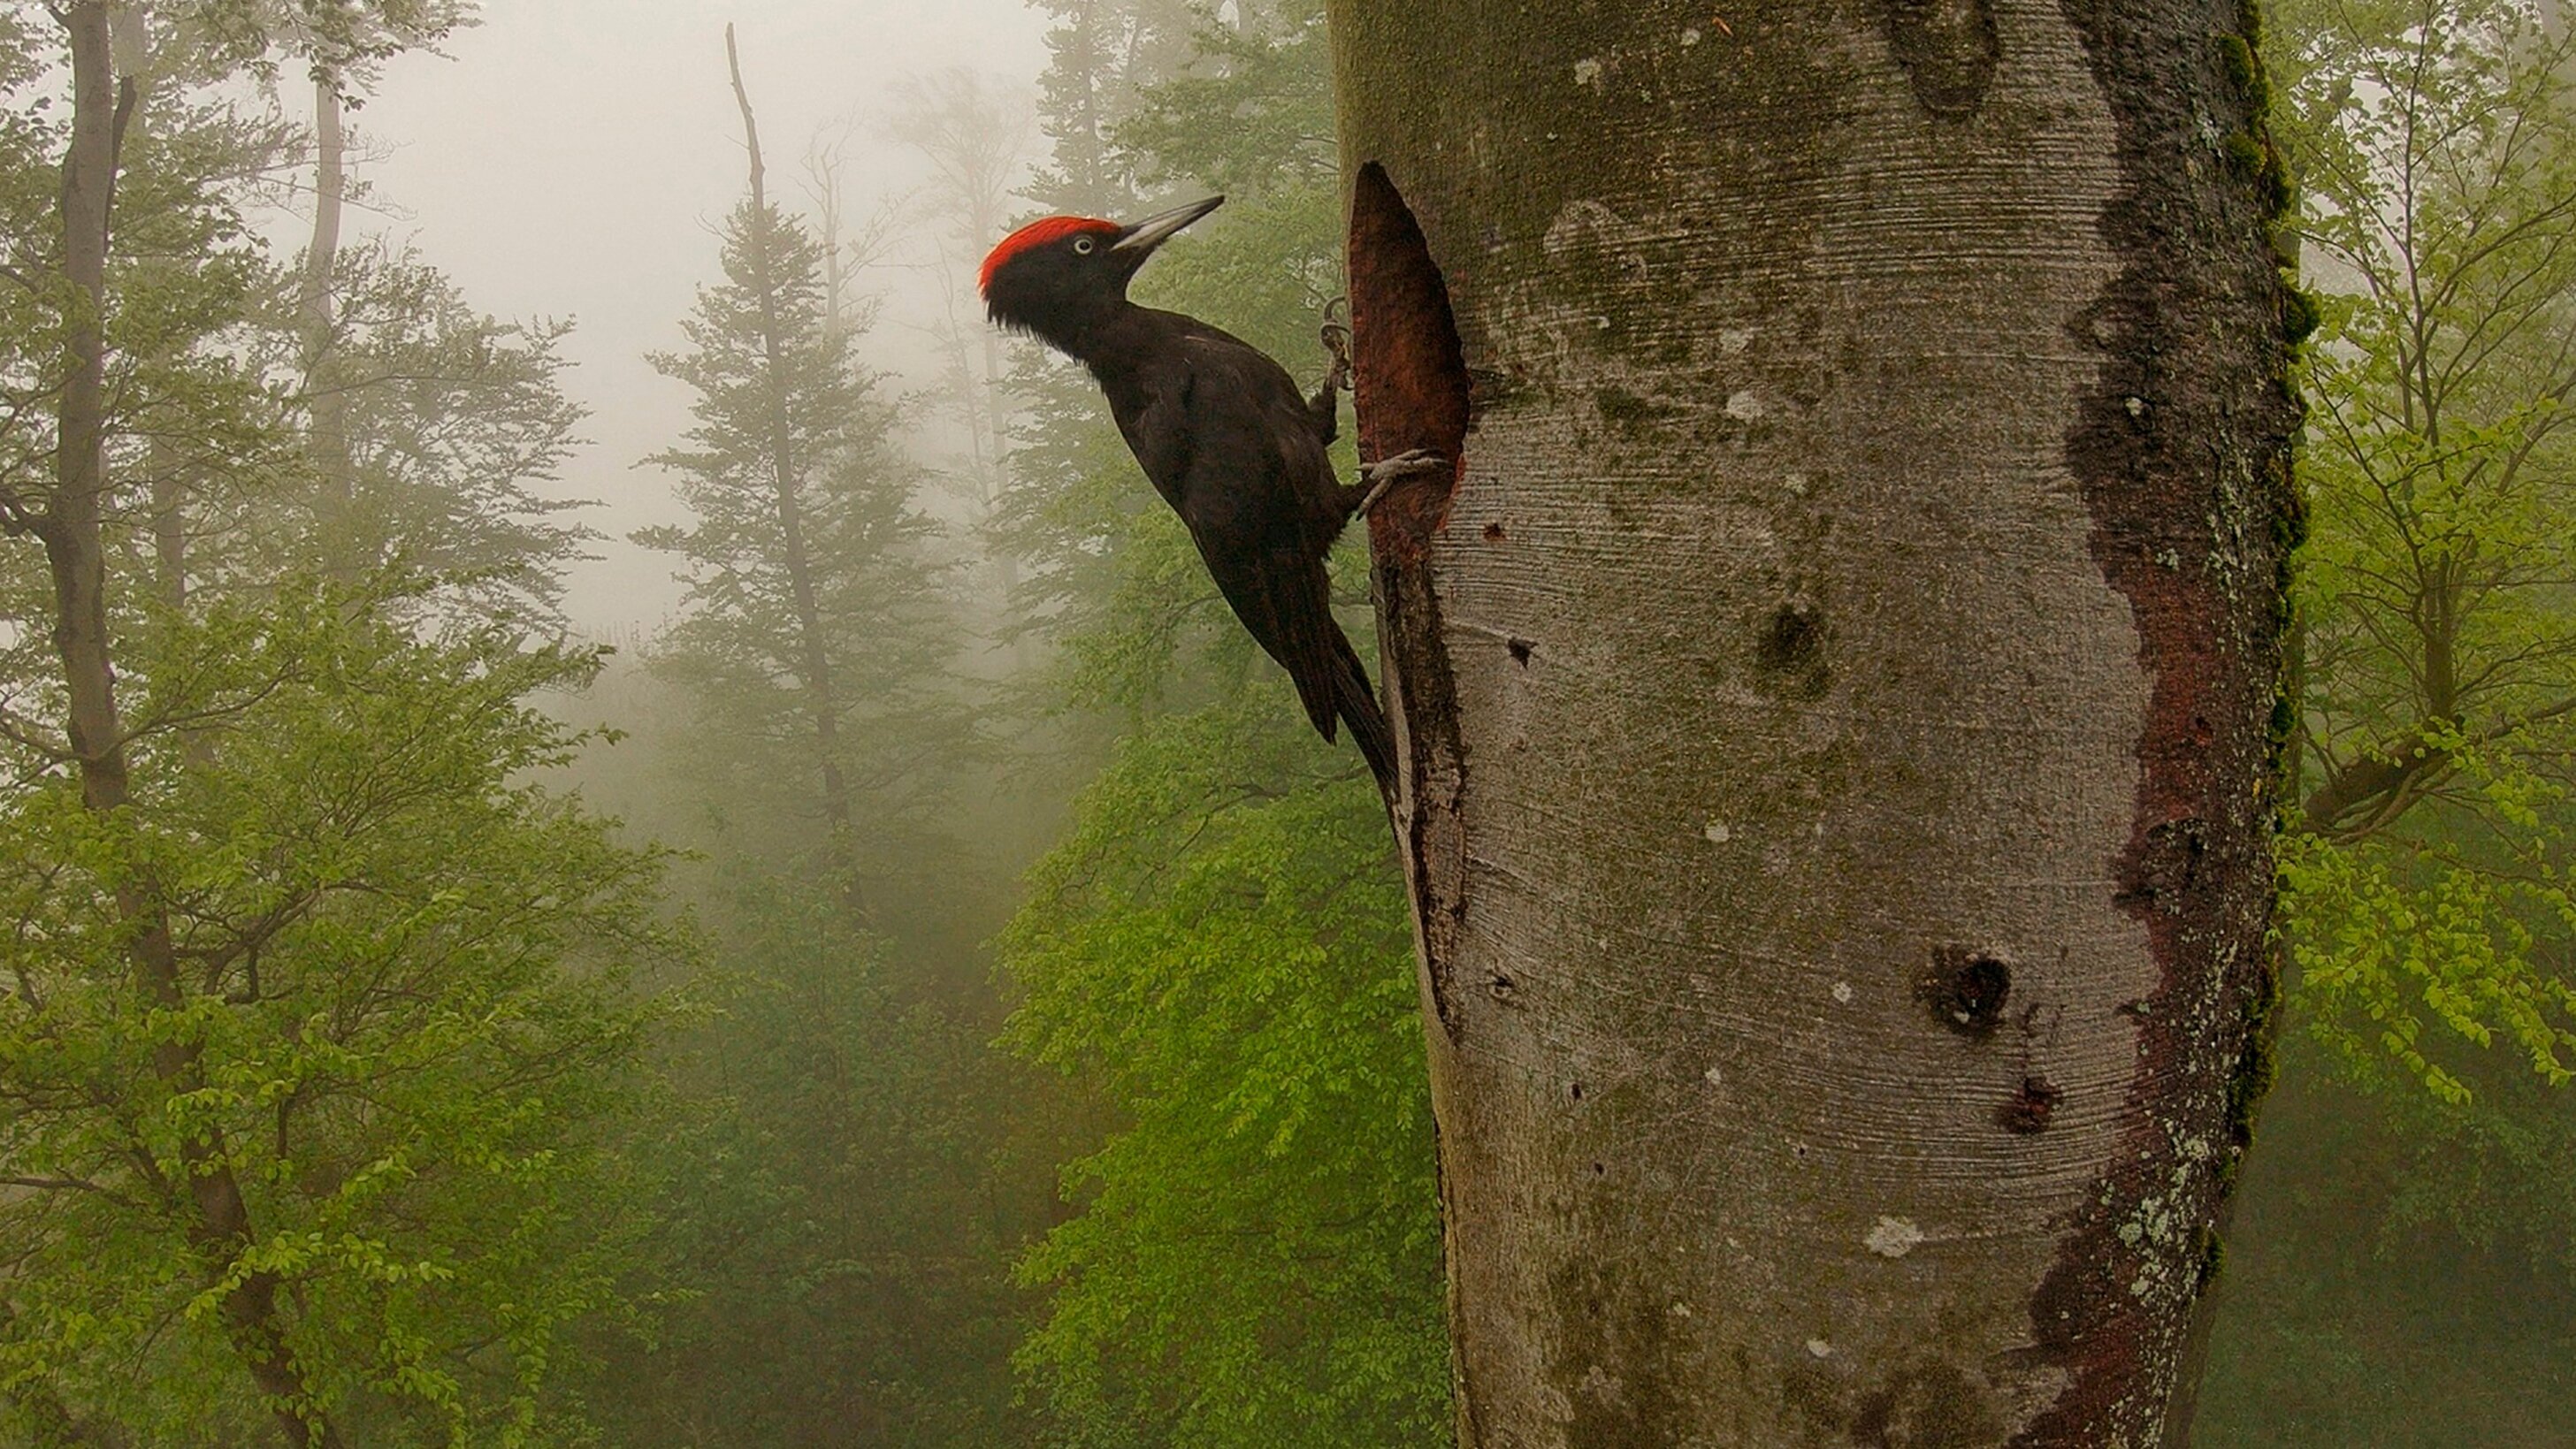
[[1327, 2, 2297, 1443]]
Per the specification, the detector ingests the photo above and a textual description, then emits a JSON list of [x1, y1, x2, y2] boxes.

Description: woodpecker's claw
[[1319, 298, 1353, 396], [1356, 448, 1448, 515]]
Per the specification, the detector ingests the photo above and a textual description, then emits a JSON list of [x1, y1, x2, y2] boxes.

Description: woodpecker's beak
[[1112, 195, 1224, 260]]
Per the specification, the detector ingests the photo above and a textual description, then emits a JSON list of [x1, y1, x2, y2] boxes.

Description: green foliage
[[2198, 1032, 2576, 1445], [0, 13, 592, 625], [0, 13, 680, 1439], [2285, 820, 2576, 1103], [2269, 0, 2576, 1097], [0, 583, 682, 1444], [2198, 2, 2576, 1436], [1024, 0, 1207, 214], [1003, 701, 1448, 1448], [584, 871, 1043, 1448], [0, 55, 286, 555], [583, 163, 1052, 1448], [277, 239, 596, 624], [176, 0, 478, 90]]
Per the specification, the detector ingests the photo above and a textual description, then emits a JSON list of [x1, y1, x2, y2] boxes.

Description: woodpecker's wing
[[1169, 327, 1351, 548], [1106, 317, 1395, 789], [1178, 439, 1395, 789]]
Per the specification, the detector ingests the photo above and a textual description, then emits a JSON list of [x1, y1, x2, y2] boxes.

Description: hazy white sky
[[351, 1, 1052, 637]]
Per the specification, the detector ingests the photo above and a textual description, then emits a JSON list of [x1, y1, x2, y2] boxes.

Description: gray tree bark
[[1328, 2, 2299, 1444]]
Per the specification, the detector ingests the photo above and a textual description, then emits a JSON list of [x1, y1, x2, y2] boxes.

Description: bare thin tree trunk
[[890, 70, 1029, 664], [1332, 2, 2298, 1442], [808, 131, 857, 339], [726, 26, 861, 913], [301, 76, 355, 548], [107, 4, 185, 610], [35, 11, 342, 1445], [109, 7, 197, 615]]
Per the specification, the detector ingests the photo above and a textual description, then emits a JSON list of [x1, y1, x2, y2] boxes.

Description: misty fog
[[0, 2, 2568, 1445], [357, 1, 1047, 635]]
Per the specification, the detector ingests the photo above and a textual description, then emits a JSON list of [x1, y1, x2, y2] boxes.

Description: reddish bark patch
[[1349, 161, 1470, 551], [2030, 3, 2300, 1443], [1348, 160, 1474, 1036]]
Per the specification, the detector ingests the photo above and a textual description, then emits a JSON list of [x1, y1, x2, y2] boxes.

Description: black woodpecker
[[980, 195, 1436, 792]]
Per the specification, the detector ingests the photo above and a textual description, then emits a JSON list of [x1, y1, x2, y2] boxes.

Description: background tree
[[572, 34, 1051, 1448], [632, 192, 944, 900], [272, 236, 592, 623], [577, 869, 1042, 1448], [0, 7, 679, 1442], [889, 67, 1034, 590], [2195, 3, 2576, 1439], [1025, 0, 1204, 217], [634, 37, 969, 921], [0, 592, 678, 1445], [2270, 0, 2576, 1102]]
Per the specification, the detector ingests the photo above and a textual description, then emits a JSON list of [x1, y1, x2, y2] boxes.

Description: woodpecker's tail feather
[[1328, 622, 1395, 794], [1252, 553, 1397, 794]]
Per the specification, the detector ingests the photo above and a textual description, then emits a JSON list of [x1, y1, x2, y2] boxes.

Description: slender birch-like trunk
[[301, 74, 355, 529], [38, 8, 342, 1445]]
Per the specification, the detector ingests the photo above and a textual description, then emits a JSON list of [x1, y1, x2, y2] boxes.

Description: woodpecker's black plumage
[[982, 196, 1396, 790]]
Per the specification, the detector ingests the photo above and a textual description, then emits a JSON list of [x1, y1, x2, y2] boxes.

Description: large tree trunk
[[1329, 2, 2299, 1443], [39, 11, 342, 1445]]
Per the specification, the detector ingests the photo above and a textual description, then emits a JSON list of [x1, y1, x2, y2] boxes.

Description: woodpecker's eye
[[1072, 236, 1096, 255]]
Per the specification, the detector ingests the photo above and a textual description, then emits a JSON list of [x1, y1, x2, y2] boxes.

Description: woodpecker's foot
[[1319, 298, 1352, 397], [1356, 448, 1447, 515]]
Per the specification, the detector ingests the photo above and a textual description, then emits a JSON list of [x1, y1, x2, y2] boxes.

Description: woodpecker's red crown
[[978, 217, 1120, 298], [981, 197, 1223, 356]]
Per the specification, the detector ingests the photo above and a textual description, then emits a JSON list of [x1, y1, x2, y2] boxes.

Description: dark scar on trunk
[[1880, 0, 2001, 118], [1920, 947, 2011, 1039], [1998, 1074, 2062, 1134]]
